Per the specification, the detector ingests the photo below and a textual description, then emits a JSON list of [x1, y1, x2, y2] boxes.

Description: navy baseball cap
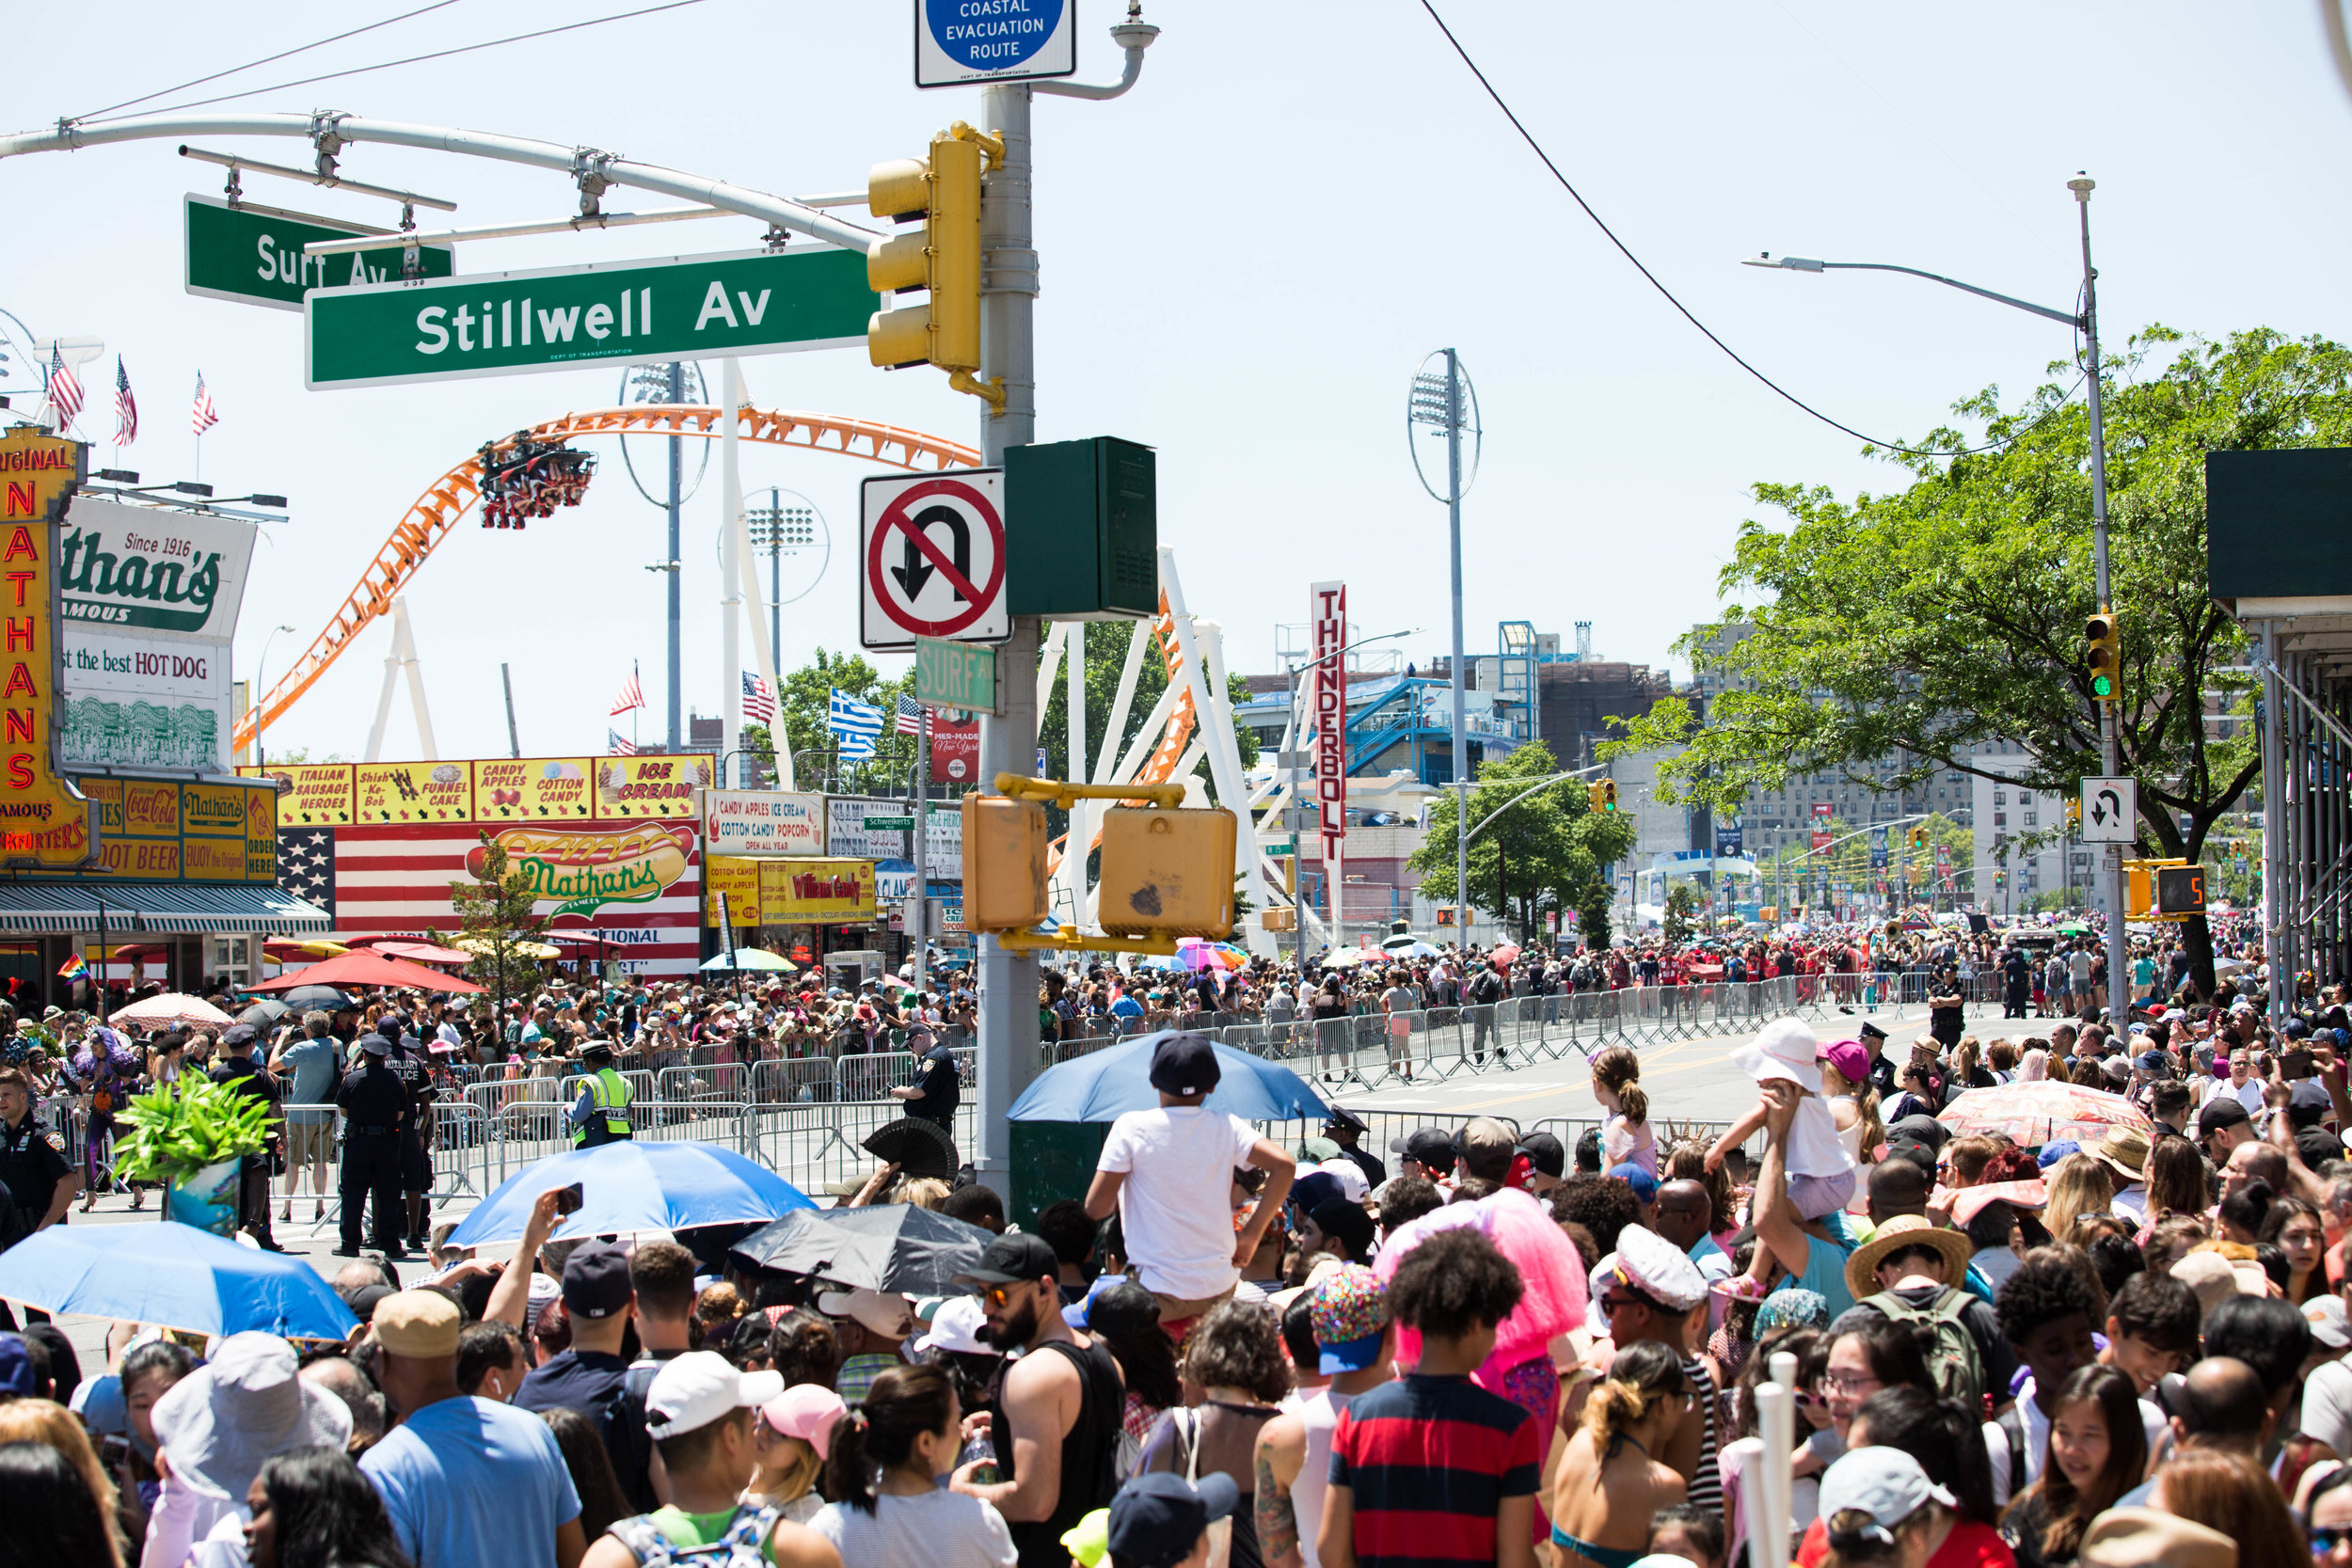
[[1146, 1032, 1220, 1097], [1108, 1472, 1239, 1568], [0, 1335, 32, 1398], [562, 1241, 634, 1320], [1607, 1163, 1659, 1204], [2136, 1050, 2168, 1074]]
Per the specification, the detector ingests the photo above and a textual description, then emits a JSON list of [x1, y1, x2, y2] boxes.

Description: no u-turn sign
[[860, 469, 1011, 651]]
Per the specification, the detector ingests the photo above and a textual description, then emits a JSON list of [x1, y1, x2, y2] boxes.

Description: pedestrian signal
[[961, 792, 1049, 931], [2084, 609, 2122, 705], [867, 123, 1004, 409], [1097, 806, 1239, 940]]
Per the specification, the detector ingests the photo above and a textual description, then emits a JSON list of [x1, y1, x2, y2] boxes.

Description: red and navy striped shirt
[[1327, 1373, 1542, 1568]]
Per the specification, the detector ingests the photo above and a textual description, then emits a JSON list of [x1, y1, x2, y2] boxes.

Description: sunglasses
[[2314, 1528, 2352, 1557]]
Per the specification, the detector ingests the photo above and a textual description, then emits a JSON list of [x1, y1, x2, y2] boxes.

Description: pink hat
[[759, 1384, 847, 1459], [1819, 1038, 1869, 1086]]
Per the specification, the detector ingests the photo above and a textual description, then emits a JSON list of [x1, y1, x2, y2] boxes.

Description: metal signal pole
[[2072, 176, 2128, 1025], [665, 360, 684, 752]]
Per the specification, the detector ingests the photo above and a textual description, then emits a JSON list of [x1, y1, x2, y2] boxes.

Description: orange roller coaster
[[230, 404, 981, 753]]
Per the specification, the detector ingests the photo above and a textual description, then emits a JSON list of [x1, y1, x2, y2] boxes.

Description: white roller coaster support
[[364, 595, 436, 763], [0, 112, 880, 251], [1095, 618, 1150, 785]]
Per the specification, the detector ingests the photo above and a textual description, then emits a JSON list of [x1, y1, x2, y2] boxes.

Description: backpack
[[607, 1501, 780, 1568], [1863, 1288, 1986, 1416]]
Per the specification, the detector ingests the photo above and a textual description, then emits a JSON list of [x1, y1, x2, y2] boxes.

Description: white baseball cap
[[644, 1352, 784, 1439]]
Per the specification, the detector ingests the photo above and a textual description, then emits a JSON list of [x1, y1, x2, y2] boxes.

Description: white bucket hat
[[151, 1332, 353, 1499]]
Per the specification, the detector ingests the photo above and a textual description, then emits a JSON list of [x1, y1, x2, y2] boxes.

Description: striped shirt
[[1327, 1373, 1541, 1568], [1680, 1356, 1723, 1519]]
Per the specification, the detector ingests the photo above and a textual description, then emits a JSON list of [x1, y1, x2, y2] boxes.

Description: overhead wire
[[76, 0, 471, 122], [87, 0, 711, 122], [1416, 0, 2083, 460]]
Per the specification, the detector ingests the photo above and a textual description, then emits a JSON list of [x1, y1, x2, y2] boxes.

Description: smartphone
[[552, 1181, 585, 1217], [98, 1434, 131, 1472], [2285, 1049, 2316, 1081]]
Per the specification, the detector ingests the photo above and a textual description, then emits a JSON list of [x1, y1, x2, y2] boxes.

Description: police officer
[[0, 1065, 77, 1243], [207, 1023, 284, 1252], [334, 1032, 407, 1259], [377, 1014, 438, 1252], [569, 1041, 635, 1148]]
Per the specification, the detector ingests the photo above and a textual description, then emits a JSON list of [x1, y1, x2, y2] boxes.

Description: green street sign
[[185, 194, 453, 312], [863, 816, 916, 832], [305, 245, 875, 390], [1264, 838, 1296, 856], [914, 636, 1001, 715]]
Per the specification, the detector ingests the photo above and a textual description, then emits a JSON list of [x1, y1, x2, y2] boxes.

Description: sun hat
[[150, 1332, 353, 1501], [2074, 1507, 2236, 1568], [1734, 1016, 1825, 1093], [1843, 1214, 1975, 1303], [1308, 1263, 1390, 1374], [758, 1384, 847, 1459], [2091, 1127, 2150, 1185], [1946, 1178, 2047, 1228], [645, 1351, 784, 1439]]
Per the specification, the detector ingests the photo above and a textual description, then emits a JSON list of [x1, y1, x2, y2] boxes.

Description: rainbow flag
[[56, 953, 86, 980]]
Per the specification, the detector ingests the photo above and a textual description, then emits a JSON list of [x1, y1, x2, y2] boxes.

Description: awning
[[0, 882, 332, 935]]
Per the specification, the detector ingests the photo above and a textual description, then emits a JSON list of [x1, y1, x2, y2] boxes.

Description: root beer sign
[[0, 430, 96, 869]]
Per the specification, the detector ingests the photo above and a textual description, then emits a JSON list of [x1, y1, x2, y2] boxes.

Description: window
[[1994, 813, 2008, 827], [2022, 812, 2038, 828]]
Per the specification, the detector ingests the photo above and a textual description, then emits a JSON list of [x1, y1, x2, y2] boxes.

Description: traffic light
[[1909, 826, 1929, 850], [961, 792, 1049, 931], [1097, 806, 1240, 940], [1587, 780, 1619, 813], [1994, 869, 2006, 889], [2084, 608, 2122, 705], [2066, 799, 2082, 829], [867, 122, 1004, 409], [2154, 863, 2206, 917]]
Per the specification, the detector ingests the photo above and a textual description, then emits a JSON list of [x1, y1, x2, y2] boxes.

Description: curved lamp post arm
[[1741, 255, 2081, 328]]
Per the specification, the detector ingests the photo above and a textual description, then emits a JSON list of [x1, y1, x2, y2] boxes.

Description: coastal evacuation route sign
[[860, 470, 1009, 652], [915, 0, 1076, 87]]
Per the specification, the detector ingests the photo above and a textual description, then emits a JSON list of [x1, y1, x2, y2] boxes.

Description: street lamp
[[1743, 175, 2122, 1020], [250, 624, 297, 768]]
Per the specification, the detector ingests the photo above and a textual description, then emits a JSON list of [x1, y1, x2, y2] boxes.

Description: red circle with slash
[[866, 478, 1007, 638]]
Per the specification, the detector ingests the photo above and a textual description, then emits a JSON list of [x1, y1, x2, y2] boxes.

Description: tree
[[1574, 879, 1613, 953], [1406, 744, 1635, 940], [773, 649, 918, 796], [1662, 882, 1699, 946], [451, 833, 552, 1031], [1603, 327, 2343, 994]]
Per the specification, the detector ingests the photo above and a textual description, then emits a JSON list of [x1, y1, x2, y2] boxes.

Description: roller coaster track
[[231, 404, 981, 752]]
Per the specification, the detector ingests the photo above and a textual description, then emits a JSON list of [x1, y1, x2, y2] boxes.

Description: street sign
[[914, 635, 1002, 714], [185, 194, 453, 313], [860, 470, 1009, 651], [915, 0, 1077, 88], [2081, 776, 2137, 843], [863, 816, 916, 832], [1263, 838, 1296, 857], [305, 245, 873, 390]]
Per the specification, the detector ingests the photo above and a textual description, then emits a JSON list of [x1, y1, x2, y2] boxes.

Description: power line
[[89, 0, 711, 123], [77, 1, 470, 122], [1417, 1, 2078, 460]]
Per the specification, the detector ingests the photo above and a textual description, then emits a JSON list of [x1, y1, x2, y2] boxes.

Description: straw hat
[[1843, 1214, 1976, 1303], [2092, 1126, 2150, 1186]]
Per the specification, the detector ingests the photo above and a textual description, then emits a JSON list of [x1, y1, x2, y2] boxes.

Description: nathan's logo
[[468, 823, 691, 919], [58, 528, 224, 633]]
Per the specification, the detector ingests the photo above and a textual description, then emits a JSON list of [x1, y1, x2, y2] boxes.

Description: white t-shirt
[[2303, 1357, 2352, 1456], [812, 1489, 1015, 1568], [1097, 1105, 1261, 1299], [2201, 1077, 2265, 1117]]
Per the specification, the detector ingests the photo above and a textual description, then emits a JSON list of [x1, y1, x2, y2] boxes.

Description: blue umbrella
[[0, 1220, 356, 1340], [447, 1139, 815, 1246], [1008, 1031, 1332, 1122]]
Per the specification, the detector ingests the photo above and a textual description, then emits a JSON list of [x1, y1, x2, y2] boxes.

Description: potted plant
[[115, 1075, 272, 1236]]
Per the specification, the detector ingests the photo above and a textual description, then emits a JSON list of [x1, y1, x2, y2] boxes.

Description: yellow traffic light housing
[[2084, 608, 2122, 705], [1098, 805, 1239, 940], [1587, 780, 1619, 813], [867, 122, 1005, 410], [1909, 826, 1929, 850], [961, 792, 1051, 932]]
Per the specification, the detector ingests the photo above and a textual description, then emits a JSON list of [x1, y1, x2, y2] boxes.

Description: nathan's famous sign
[[0, 430, 97, 869], [468, 822, 693, 921]]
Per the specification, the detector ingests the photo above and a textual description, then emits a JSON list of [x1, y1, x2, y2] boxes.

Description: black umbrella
[[728, 1203, 993, 1296], [237, 1000, 291, 1026], [278, 986, 356, 1010], [861, 1117, 959, 1180]]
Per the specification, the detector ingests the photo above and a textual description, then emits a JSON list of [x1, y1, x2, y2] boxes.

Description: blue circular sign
[[925, 0, 1067, 72]]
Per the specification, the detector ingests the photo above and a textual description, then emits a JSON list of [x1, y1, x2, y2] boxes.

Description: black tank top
[[1005, 1338, 1122, 1568]]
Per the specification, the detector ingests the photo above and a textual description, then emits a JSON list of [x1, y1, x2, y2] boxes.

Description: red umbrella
[[373, 940, 479, 967], [246, 949, 485, 994]]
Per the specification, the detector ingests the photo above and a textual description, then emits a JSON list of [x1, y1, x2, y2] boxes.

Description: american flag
[[828, 689, 883, 760], [192, 372, 219, 436], [895, 695, 928, 736], [112, 356, 136, 446], [45, 346, 82, 431], [611, 665, 645, 716], [277, 827, 338, 915], [741, 670, 776, 723], [607, 728, 636, 755]]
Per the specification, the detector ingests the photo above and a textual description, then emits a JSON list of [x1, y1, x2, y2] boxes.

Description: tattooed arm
[[1255, 1409, 1307, 1568]]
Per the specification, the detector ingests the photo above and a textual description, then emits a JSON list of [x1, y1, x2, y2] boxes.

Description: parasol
[[1937, 1082, 2152, 1148], [109, 993, 233, 1031]]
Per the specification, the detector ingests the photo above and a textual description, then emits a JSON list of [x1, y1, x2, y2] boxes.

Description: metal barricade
[[835, 1052, 916, 1102], [751, 1057, 839, 1104], [656, 1063, 749, 1102]]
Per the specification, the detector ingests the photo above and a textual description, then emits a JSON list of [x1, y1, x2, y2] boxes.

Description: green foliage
[[1662, 881, 1700, 946], [1407, 746, 1634, 940], [1606, 327, 2348, 986], [1574, 879, 1613, 952], [116, 1074, 272, 1183], [451, 833, 552, 1020], [774, 649, 917, 794]]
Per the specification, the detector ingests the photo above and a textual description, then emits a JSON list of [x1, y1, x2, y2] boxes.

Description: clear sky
[[5, 1, 2345, 764]]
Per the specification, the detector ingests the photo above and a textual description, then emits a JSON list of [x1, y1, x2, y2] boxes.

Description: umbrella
[[446, 1139, 814, 1246], [109, 992, 233, 1030], [1488, 942, 1521, 966], [453, 935, 563, 961], [0, 1219, 356, 1340], [862, 1117, 959, 1180], [700, 949, 797, 972], [372, 940, 480, 967], [1937, 1082, 2153, 1148], [1317, 948, 1377, 969], [1009, 1030, 1331, 1122], [728, 1203, 994, 1296], [1172, 944, 1241, 974], [246, 949, 485, 995], [1380, 941, 1441, 959], [237, 1000, 291, 1026], [275, 986, 356, 1010], [263, 940, 349, 962]]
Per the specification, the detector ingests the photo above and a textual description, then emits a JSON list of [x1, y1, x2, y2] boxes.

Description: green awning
[[0, 882, 330, 934]]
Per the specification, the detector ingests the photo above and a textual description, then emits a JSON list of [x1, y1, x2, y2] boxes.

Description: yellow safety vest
[[574, 1067, 635, 1146]]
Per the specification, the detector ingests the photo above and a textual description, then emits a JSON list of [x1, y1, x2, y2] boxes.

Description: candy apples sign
[[469, 822, 692, 920]]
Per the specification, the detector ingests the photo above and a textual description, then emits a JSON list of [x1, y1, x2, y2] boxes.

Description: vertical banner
[[0, 429, 98, 869], [1311, 581, 1347, 938]]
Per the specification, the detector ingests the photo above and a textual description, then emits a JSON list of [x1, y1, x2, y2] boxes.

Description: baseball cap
[[913, 1295, 993, 1355], [372, 1291, 462, 1358], [1295, 1136, 1343, 1164], [2197, 1098, 2251, 1136], [1818, 1039, 1869, 1085], [2135, 1050, 2167, 1074], [1061, 1510, 1112, 1568], [815, 1288, 914, 1340], [644, 1351, 784, 1439], [1308, 1264, 1390, 1374], [1290, 1171, 1345, 1214], [1107, 1472, 1240, 1568], [1454, 1117, 1517, 1180], [758, 1384, 847, 1458], [1607, 1163, 1659, 1205], [1388, 1127, 1454, 1167], [0, 1336, 32, 1399], [1516, 1131, 1565, 1180], [1311, 1157, 1370, 1204], [2306, 1295, 2352, 1351], [955, 1231, 1061, 1288], [2035, 1140, 2081, 1170], [561, 1241, 635, 1320], [1147, 1032, 1220, 1097], [1817, 1447, 1954, 1543]]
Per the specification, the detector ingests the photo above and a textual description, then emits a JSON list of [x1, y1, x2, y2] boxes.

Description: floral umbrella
[[107, 993, 234, 1031], [1937, 1082, 2152, 1149]]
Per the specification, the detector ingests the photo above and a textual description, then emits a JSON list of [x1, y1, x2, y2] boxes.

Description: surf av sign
[[305, 246, 875, 390]]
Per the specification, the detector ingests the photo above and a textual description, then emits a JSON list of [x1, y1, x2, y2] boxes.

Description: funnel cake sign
[[468, 822, 693, 920]]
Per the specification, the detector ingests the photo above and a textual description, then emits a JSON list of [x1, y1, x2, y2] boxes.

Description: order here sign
[[304, 246, 877, 390]]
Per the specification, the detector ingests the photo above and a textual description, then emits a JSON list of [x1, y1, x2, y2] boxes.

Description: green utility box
[[1005, 436, 1158, 619], [1009, 1118, 1112, 1232]]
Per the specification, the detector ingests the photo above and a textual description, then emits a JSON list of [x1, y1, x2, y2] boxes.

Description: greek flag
[[828, 689, 884, 761]]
